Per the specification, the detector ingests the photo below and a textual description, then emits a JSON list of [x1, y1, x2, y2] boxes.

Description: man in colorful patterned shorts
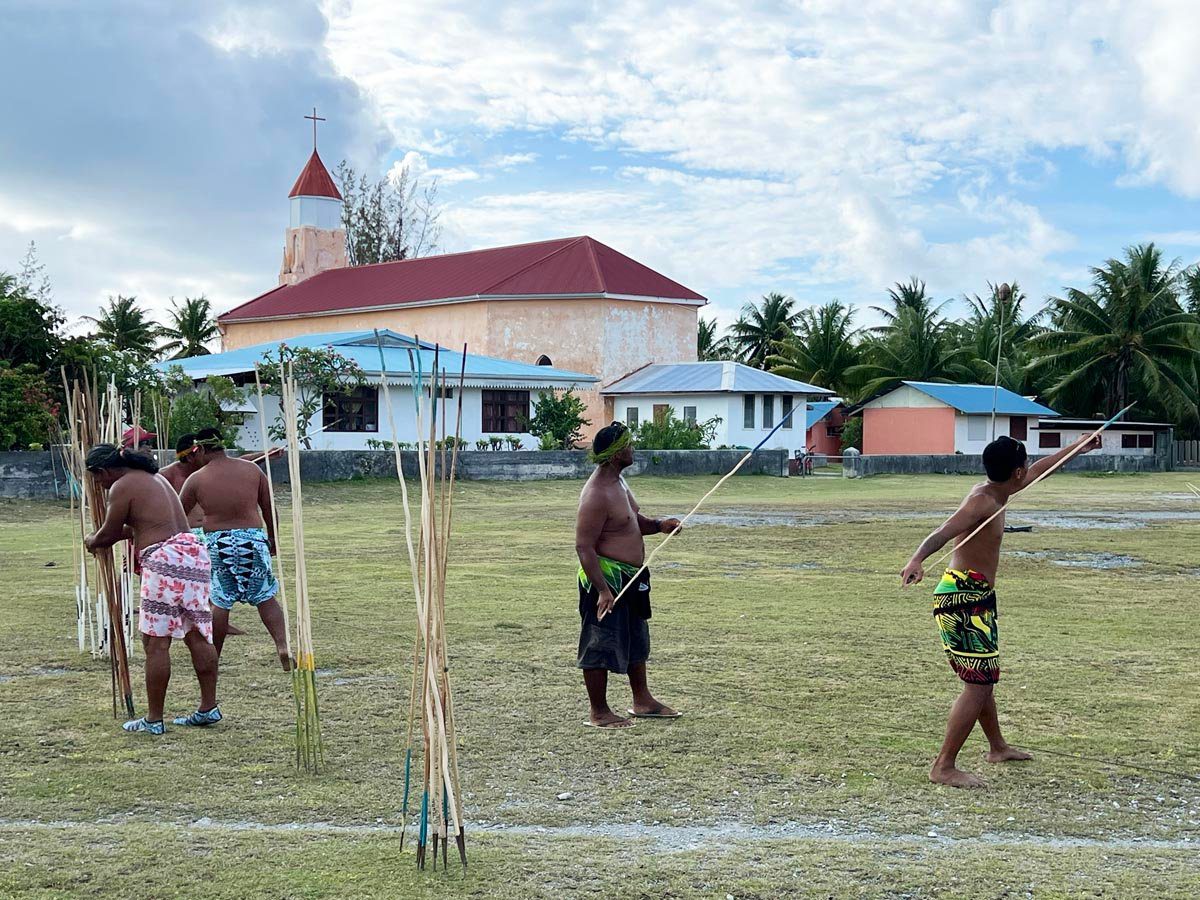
[[83, 444, 220, 735], [900, 432, 1100, 788], [180, 429, 291, 670]]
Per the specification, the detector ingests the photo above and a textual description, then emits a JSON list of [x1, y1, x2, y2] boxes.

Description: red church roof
[[288, 150, 342, 200], [219, 236, 706, 323]]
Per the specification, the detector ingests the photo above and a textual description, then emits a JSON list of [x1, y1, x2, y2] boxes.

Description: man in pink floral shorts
[[84, 444, 220, 735]]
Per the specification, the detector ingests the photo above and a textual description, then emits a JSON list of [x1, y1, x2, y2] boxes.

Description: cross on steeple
[[304, 107, 326, 151]]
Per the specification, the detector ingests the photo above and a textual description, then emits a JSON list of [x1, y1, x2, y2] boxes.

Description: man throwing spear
[[83, 445, 219, 734], [180, 428, 291, 669], [901, 432, 1100, 787], [575, 422, 682, 728]]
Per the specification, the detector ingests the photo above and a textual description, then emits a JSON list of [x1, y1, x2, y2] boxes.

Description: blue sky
[[3, 0, 1200, 333]]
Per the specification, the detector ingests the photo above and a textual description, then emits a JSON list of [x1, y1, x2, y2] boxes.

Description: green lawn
[[2, 472, 1198, 898]]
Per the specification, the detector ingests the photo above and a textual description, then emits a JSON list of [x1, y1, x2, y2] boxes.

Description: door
[[1010, 416, 1027, 441]]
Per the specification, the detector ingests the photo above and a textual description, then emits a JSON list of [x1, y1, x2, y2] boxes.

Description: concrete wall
[[264, 448, 787, 484], [844, 451, 1171, 477], [0, 449, 786, 498]]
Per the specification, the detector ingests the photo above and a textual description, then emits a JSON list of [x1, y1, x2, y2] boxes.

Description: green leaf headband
[[588, 426, 632, 465]]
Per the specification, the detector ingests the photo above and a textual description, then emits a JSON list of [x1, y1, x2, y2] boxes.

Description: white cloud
[[321, 0, 1200, 309], [488, 152, 539, 168], [391, 150, 480, 185]]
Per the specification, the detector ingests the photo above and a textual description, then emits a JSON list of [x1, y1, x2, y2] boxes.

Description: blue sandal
[[123, 717, 165, 735]]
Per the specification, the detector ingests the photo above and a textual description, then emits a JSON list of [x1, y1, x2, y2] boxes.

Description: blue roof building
[[602, 361, 833, 452], [160, 330, 597, 451], [856, 381, 1060, 455]]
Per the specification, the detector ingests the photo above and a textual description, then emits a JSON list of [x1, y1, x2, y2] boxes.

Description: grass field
[[2, 471, 1199, 898]]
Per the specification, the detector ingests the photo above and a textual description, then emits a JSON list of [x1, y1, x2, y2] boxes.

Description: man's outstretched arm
[[901, 493, 996, 586], [1016, 434, 1101, 491]]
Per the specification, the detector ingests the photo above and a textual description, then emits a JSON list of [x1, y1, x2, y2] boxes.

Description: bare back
[[159, 461, 204, 528], [946, 482, 1006, 583], [577, 471, 645, 567], [183, 454, 268, 532], [109, 471, 190, 555]]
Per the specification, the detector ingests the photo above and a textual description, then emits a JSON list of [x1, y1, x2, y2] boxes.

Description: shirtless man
[[180, 428, 291, 669], [575, 422, 682, 728], [159, 434, 205, 532], [83, 444, 219, 735], [901, 433, 1100, 787], [161, 433, 245, 637]]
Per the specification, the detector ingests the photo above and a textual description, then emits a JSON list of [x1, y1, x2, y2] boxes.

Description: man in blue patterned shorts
[[180, 428, 292, 670]]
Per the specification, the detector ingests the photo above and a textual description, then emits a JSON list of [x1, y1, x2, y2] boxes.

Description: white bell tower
[[279, 108, 347, 286]]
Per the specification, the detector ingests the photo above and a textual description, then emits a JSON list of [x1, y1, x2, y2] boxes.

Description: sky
[[3, 0, 1200, 335]]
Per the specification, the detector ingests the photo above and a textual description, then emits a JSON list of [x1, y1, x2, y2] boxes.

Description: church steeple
[[279, 108, 347, 286]]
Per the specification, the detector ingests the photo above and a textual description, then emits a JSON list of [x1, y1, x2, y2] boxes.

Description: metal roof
[[806, 401, 839, 430], [902, 381, 1059, 416], [603, 362, 833, 396], [219, 236, 706, 322], [288, 150, 342, 200], [156, 330, 598, 390], [1039, 418, 1170, 429]]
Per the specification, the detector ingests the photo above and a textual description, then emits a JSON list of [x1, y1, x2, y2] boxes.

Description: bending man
[[83, 445, 219, 734], [575, 422, 682, 728], [901, 433, 1099, 788], [180, 428, 291, 669]]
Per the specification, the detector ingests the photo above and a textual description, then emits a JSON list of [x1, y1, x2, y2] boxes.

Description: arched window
[[535, 354, 553, 366]]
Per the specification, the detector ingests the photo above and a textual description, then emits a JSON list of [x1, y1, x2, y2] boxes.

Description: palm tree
[[956, 282, 1046, 396], [887, 277, 933, 314], [160, 295, 220, 359], [84, 295, 159, 358], [766, 300, 861, 396], [1027, 244, 1200, 423], [845, 281, 972, 399], [697, 316, 732, 361], [728, 292, 802, 368]]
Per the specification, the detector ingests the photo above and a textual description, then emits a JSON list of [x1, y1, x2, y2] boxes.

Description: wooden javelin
[[599, 402, 803, 621], [925, 402, 1137, 574]]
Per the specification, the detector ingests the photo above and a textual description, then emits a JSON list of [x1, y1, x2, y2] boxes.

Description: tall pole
[[990, 282, 1010, 441]]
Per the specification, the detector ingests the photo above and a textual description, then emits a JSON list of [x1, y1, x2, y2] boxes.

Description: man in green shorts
[[575, 422, 682, 729]]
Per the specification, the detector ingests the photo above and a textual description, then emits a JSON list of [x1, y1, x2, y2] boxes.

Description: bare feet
[[226, 623, 246, 636], [987, 745, 1033, 763], [929, 765, 988, 788], [279, 652, 295, 672], [587, 710, 635, 729]]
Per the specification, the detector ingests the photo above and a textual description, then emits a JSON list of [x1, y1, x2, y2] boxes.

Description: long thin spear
[[925, 402, 1136, 572], [373, 331, 424, 850], [601, 401, 802, 620]]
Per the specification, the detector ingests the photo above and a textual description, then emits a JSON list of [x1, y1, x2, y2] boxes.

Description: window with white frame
[[762, 394, 774, 429], [626, 406, 639, 428], [967, 416, 987, 441], [683, 406, 697, 426], [781, 395, 793, 429], [743, 395, 755, 429]]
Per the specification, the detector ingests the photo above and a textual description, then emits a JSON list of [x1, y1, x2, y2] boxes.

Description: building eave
[[218, 292, 707, 325]]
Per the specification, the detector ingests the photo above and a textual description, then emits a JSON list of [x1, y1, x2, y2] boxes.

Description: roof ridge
[[581, 236, 605, 292], [327, 235, 585, 276], [477, 236, 591, 296]]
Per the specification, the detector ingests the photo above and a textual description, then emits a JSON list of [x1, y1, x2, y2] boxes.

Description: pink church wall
[[863, 407, 955, 455]]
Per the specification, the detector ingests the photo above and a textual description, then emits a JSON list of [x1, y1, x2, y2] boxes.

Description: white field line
[[0, 817, 1197, 853]]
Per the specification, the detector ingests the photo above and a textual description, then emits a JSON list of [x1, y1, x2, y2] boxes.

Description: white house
[[602, 361, 833, 451], [1036, 418, 1173, 457], [160, 330, 598, 450]]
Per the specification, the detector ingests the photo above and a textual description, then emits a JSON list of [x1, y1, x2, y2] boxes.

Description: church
[[217, 141, 708, 429]]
